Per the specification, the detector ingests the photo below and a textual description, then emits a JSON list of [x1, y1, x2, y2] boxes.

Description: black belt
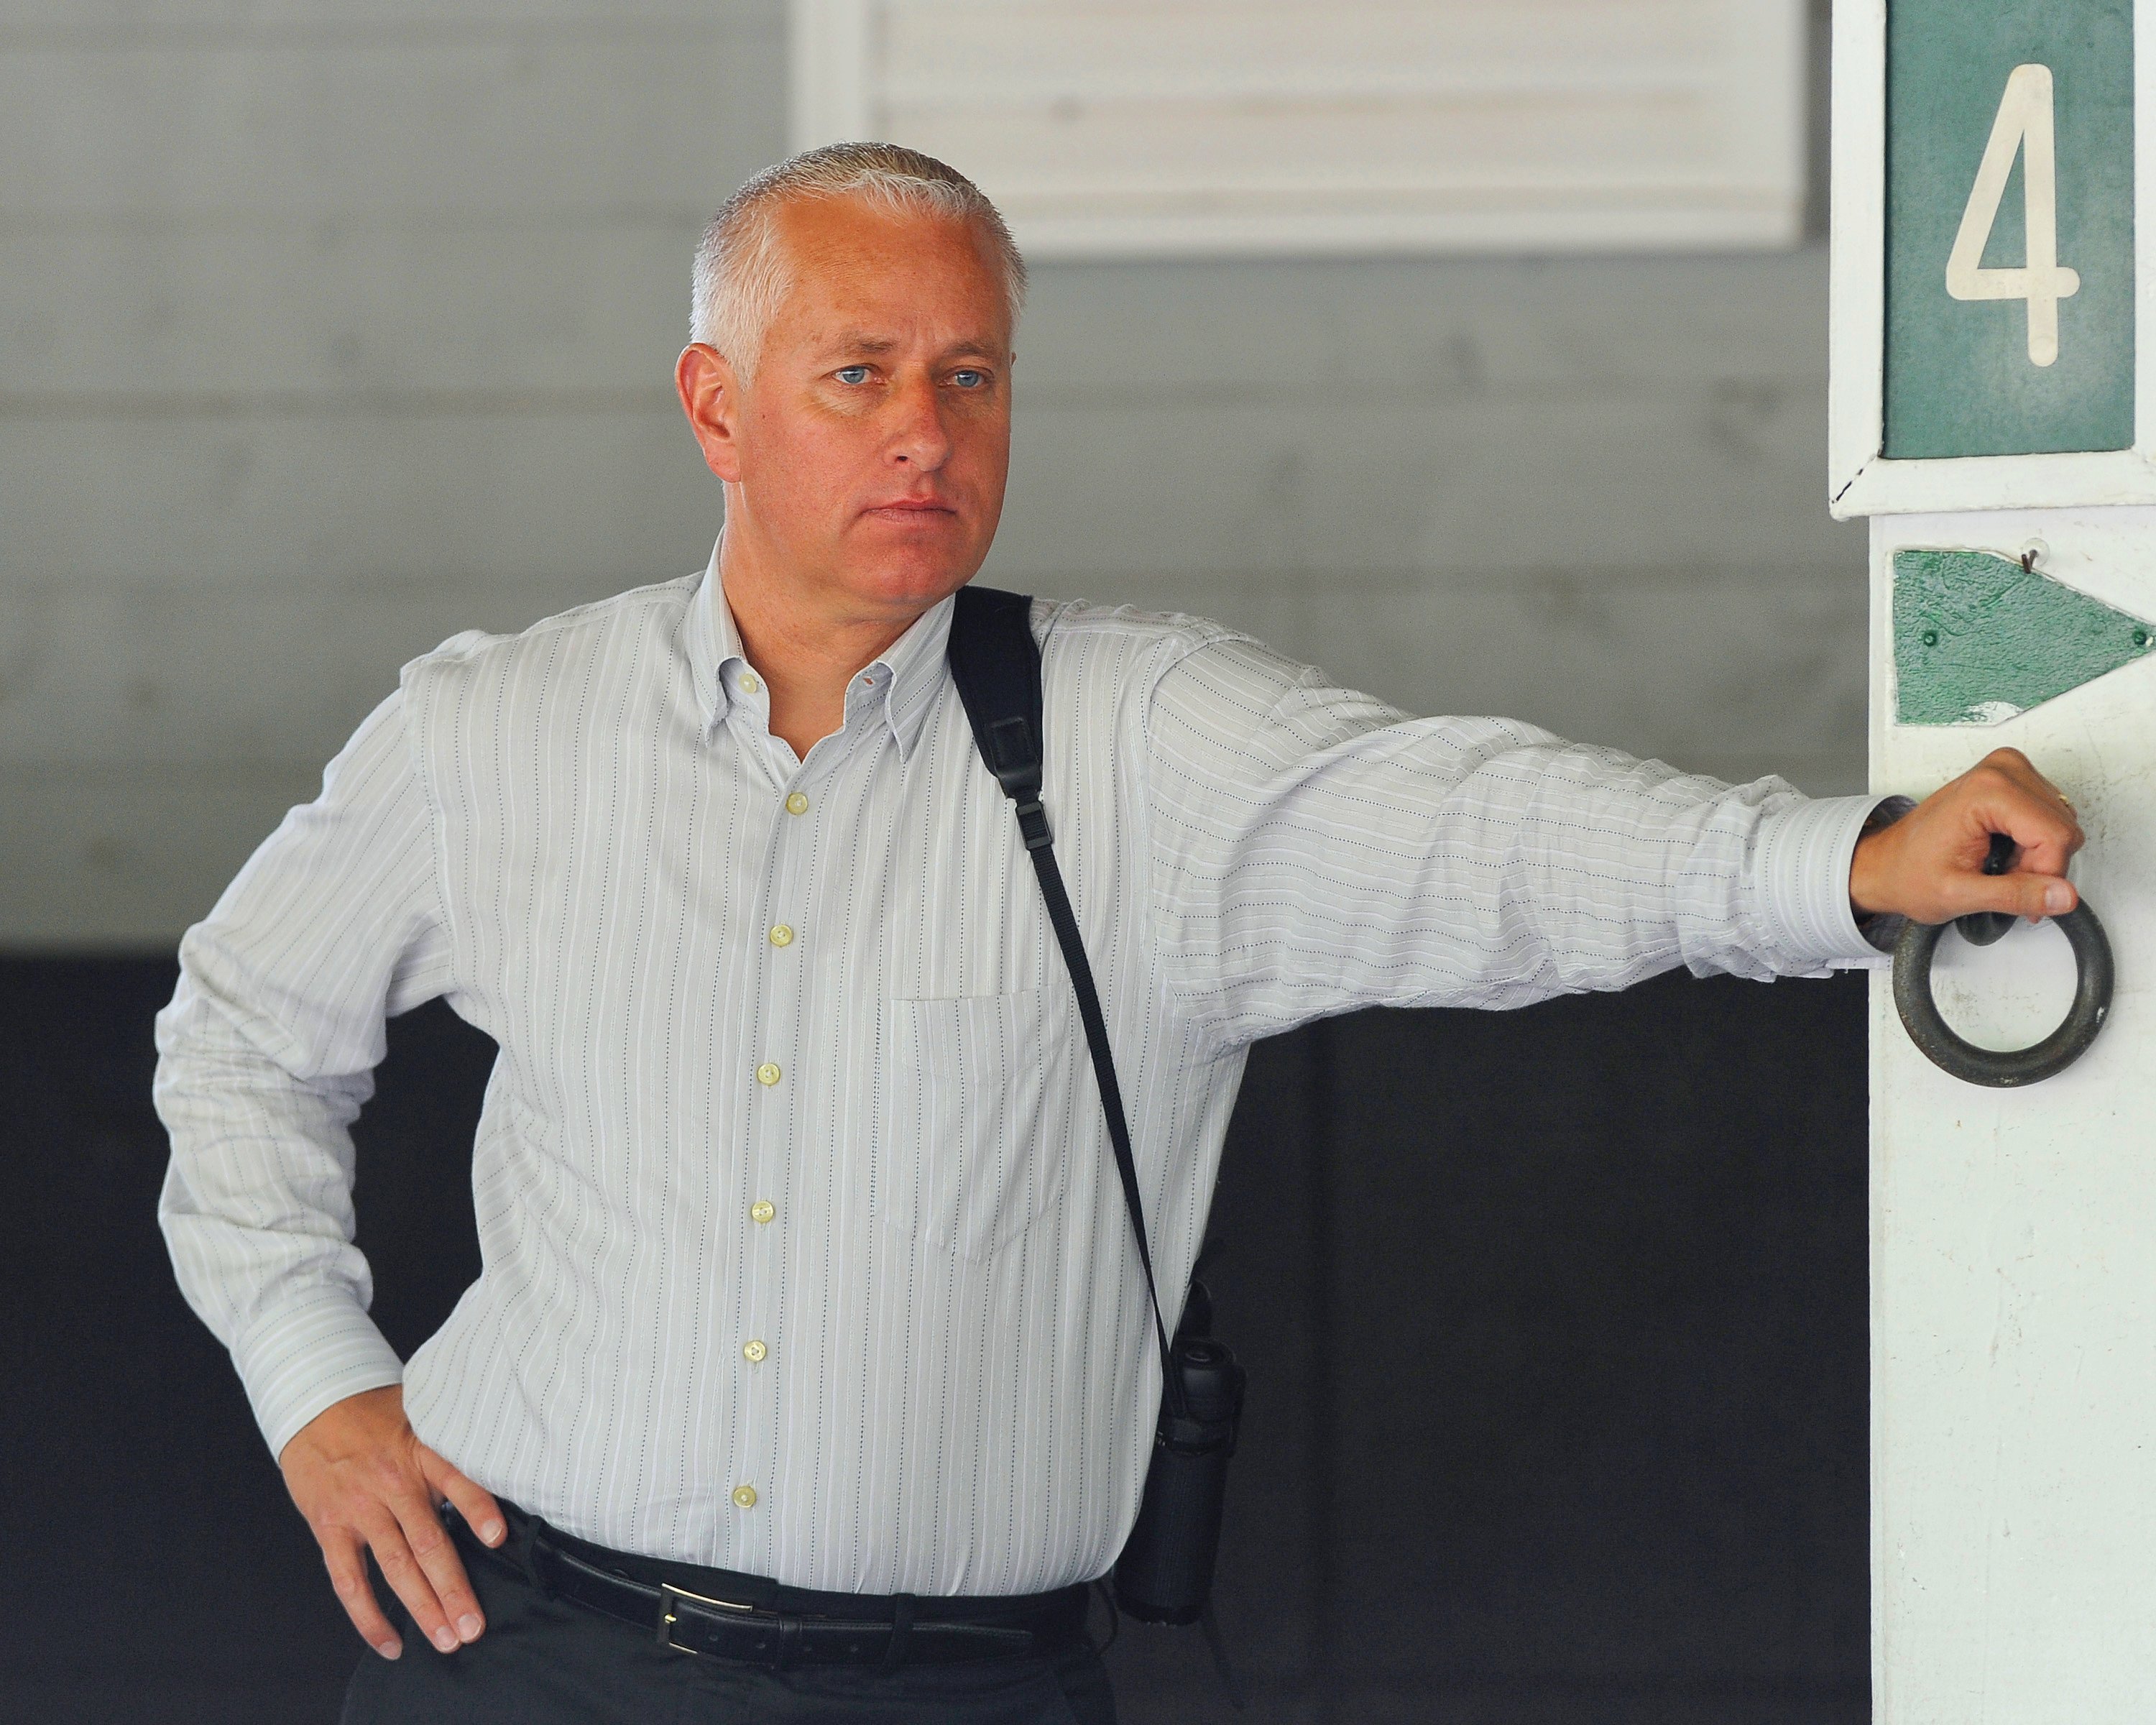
[[461, 1503, 1091, 1670]]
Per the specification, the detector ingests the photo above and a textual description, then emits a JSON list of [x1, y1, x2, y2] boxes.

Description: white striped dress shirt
[[155, 548, 1885, 1596]]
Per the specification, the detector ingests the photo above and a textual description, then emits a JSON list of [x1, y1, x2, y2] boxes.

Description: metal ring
[[1893, 900, 2114, 1087]]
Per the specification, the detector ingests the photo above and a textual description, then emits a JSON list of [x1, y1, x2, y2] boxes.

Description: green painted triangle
[[1893, 549, 2156, 726]]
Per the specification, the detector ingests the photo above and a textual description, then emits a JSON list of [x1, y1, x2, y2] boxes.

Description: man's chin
[[827, 561, 973, 616], [838, 539, 988, 612]]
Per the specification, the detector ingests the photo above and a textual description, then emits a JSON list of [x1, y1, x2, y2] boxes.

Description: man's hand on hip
[[1850, 747, 2084, 925], [279, 1384, 505, 1660]]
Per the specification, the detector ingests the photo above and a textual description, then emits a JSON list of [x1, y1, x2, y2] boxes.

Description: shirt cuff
[[1752, 793, 1902, 970], [231, 1286, 405, 1460]]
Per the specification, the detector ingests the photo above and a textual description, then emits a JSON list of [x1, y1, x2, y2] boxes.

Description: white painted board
[[791, 0, 1806, 257]]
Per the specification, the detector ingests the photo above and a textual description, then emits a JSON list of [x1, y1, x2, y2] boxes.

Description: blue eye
[[951, 369, 986, 388], [835, 365, 871, 385]]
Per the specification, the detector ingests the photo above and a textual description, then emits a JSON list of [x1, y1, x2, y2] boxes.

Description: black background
[[0, 957, 1867, 1724]]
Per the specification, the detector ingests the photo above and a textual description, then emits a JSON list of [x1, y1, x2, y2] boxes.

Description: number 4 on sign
[[1945, 63, 2080, 367]]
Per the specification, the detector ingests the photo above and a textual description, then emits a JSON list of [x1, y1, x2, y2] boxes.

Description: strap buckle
[[1014, 799, 1053, 850], [657, 1579, 755, 1656]]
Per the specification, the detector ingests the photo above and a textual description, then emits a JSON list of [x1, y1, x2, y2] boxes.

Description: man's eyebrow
[[814, 332, 1006, 363]]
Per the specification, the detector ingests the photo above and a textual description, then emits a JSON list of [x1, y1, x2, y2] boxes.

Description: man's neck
[[719, 532, 928, 758]]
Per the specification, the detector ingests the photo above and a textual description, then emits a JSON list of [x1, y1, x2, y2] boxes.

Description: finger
[[388, 1486, 487, 1647], [1943, 868, 2078, 922], [359, 1505, 463, 1656], [1958, 794, 2081, 879], [419, 1444, 506, 1550], [1994, 821, 2082, 884], [320, 1526, 402, 1659]]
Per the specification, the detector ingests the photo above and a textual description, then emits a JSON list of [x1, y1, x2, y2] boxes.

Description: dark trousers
[[338, 1514, 1118, 1725]]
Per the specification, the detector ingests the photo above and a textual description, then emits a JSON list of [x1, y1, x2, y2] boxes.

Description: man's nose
[[886, 374, 952, 470]]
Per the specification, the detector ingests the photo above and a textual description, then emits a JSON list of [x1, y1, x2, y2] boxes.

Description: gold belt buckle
[[658, 1580, 756, 1655]]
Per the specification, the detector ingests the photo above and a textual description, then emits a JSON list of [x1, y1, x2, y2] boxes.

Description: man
[[156, 143, 2081, 1723]]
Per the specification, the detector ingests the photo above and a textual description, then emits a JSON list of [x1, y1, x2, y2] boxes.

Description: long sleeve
[[155, 688, 456, 1458], [1140, 632, 1886, 1049]]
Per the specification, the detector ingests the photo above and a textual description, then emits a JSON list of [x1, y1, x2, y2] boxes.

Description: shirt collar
[[685, 538, 955, 763], [682, 540, 729, 731], [873, 593, 957, 762]]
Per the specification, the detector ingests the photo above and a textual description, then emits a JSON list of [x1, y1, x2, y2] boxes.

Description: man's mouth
[[864, 498, 956, 520]]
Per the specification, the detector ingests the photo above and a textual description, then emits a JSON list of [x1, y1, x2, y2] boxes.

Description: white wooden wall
[[0, 0, 1861, 947]]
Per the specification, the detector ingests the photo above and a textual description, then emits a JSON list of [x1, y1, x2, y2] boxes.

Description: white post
[[1833, 3, 2156, 1718], [1869, 510, 2156, 1720]]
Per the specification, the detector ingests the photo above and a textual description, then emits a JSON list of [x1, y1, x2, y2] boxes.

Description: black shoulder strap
[[946, 585, 1180, 1408]]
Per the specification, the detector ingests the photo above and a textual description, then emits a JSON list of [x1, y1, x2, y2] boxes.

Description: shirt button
[[742, 1339, 768, 1363], [739, 673, 761, 694], [750, 1200, 776, 1225], [732, 1484, 758, 1510], [785, 791, 809, 816], [768, 924, 794, 947], [755, 1062, 781, 1087]]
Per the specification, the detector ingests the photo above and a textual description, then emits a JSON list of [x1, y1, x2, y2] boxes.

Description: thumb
[[1953, 868, 2077, 922]]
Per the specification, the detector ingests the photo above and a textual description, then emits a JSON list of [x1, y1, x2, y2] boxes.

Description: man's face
[[694, 196, 1013, 623]]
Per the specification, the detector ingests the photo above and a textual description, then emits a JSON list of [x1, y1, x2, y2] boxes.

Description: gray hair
[[690, 142, 1027, 377]]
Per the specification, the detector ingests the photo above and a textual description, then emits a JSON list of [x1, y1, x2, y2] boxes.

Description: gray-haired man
[[157, 143, 2084, 1723]]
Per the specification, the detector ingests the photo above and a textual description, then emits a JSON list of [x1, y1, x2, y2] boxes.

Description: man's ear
[[676, 343, 745, 483]]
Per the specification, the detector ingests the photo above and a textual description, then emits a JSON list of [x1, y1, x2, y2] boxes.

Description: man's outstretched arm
[[1135, 632, 2081, 1046], [154, 686, 502, 1660]]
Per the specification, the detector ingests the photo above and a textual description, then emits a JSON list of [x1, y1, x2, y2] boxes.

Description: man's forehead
[[768, 198, 1009, 342], [775, 285, 1010, 364]]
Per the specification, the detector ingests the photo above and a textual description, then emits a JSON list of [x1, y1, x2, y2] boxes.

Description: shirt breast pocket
[[879, 986, 1073, 1261]]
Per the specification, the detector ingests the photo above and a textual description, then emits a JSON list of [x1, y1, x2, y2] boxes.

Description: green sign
[[1884, 0, 2134, 459], [1893, 549, 2155, 724]]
